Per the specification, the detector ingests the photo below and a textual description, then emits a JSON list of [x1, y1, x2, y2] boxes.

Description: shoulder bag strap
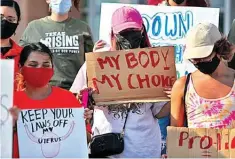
[[183, 73, 191, 104], [183, 73, 191, 127], [121, 103, 131, 137]]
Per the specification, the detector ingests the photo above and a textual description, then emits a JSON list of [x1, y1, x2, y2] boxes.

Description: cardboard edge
[[95, 98, 170, 105]]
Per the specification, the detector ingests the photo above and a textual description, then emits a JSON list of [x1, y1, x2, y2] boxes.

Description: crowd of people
[[1, 0, 235, 158]]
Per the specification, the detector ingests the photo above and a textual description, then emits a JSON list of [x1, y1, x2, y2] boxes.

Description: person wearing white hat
[[170, 22, 235, 129]]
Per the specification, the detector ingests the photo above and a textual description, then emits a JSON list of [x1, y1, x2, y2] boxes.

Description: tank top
[[185, 76, 235, 129]]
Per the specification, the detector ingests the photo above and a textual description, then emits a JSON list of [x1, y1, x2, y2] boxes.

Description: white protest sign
[[0, 60, 14, 158], [99, 3, 220, 78], [17, 108, 88, 158]]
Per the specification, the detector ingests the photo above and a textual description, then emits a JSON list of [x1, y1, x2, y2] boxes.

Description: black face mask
[[115, 30, 143, 50], [193, 56, 221, 74], [172, 0, 185, 4], [1, 20, 18, 39]]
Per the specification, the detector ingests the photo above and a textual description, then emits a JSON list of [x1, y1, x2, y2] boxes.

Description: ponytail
[[213, 37, 232, 60]]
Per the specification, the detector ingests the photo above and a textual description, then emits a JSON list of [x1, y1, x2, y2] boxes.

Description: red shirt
[[1, 39, 22, 91], [13, 87, 91, 158]]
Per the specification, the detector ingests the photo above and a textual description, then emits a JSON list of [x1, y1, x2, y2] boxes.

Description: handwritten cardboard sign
[[99, 3, 220, 78], [86, 46, 176, 104], [17, 108, 88, 158], [167, 126, 235, 158], [0, 60, 14, 158]]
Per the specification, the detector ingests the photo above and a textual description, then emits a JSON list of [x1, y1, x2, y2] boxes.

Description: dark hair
[[0, 0, 21, 21], [112, 24, 151, 50], [73, 0, 80, 11], [19, 42, 53, 66], [140, 25, 151, 48], [213, 37, 232, 60], [186, 0, 208, 7], [148, 0, 209, 7]]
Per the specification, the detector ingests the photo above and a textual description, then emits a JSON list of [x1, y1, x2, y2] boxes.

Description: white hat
[[184, 22, 222, 60]]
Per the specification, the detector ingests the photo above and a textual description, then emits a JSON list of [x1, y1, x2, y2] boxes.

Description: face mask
[[193, 56, 220, 74], [50, 0, 72, 15], [115, 30, 143, 50], [172, 0, 185, 4], [22, 67, 54, 88], [1, 20, 18, 39]]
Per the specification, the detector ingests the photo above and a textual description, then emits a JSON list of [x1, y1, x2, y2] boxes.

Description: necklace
[[1, 95, 9, 126]]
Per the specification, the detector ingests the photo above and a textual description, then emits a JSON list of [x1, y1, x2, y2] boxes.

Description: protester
[[0, 0, 22, 91], [148, 0, 209, 7], [148, 0, 209, 155], [171, 22, 235, 128], [228, 19, 235, 70], [72, 6, 171, 158], [9, 42, 93, 158], [19, 0, 94, 90]]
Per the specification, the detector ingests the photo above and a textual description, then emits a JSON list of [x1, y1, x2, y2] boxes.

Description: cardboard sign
[[86, 47, 176, 104], [99, 3, 220, 78], [167, 127, 235, 158], [0, 60, 14, 158], [17, 108, 88, 158]]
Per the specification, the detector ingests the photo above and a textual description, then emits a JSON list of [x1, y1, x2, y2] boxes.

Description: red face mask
[[21, 67, 54, 88]]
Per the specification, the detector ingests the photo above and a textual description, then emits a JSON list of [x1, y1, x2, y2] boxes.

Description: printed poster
[[17, 108, 88, 158]]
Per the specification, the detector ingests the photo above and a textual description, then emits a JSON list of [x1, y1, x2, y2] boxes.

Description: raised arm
[[170, 76, 186, 127]]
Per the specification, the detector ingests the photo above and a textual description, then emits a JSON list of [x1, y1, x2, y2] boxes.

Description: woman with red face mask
[[9, 42, 93, 158]]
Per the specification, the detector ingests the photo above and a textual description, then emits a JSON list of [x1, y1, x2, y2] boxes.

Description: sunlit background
[[79, 0, 234, 41], [12, 0, 235, 43]]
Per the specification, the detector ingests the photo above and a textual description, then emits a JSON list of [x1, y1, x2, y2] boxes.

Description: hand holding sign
[[93, 40, 110, 52], [163, 87, 172, 98], [9, 106, 21, 127]]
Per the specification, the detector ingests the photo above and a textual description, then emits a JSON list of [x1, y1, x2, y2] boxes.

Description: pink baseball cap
[[111, 6, 143, 34]]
